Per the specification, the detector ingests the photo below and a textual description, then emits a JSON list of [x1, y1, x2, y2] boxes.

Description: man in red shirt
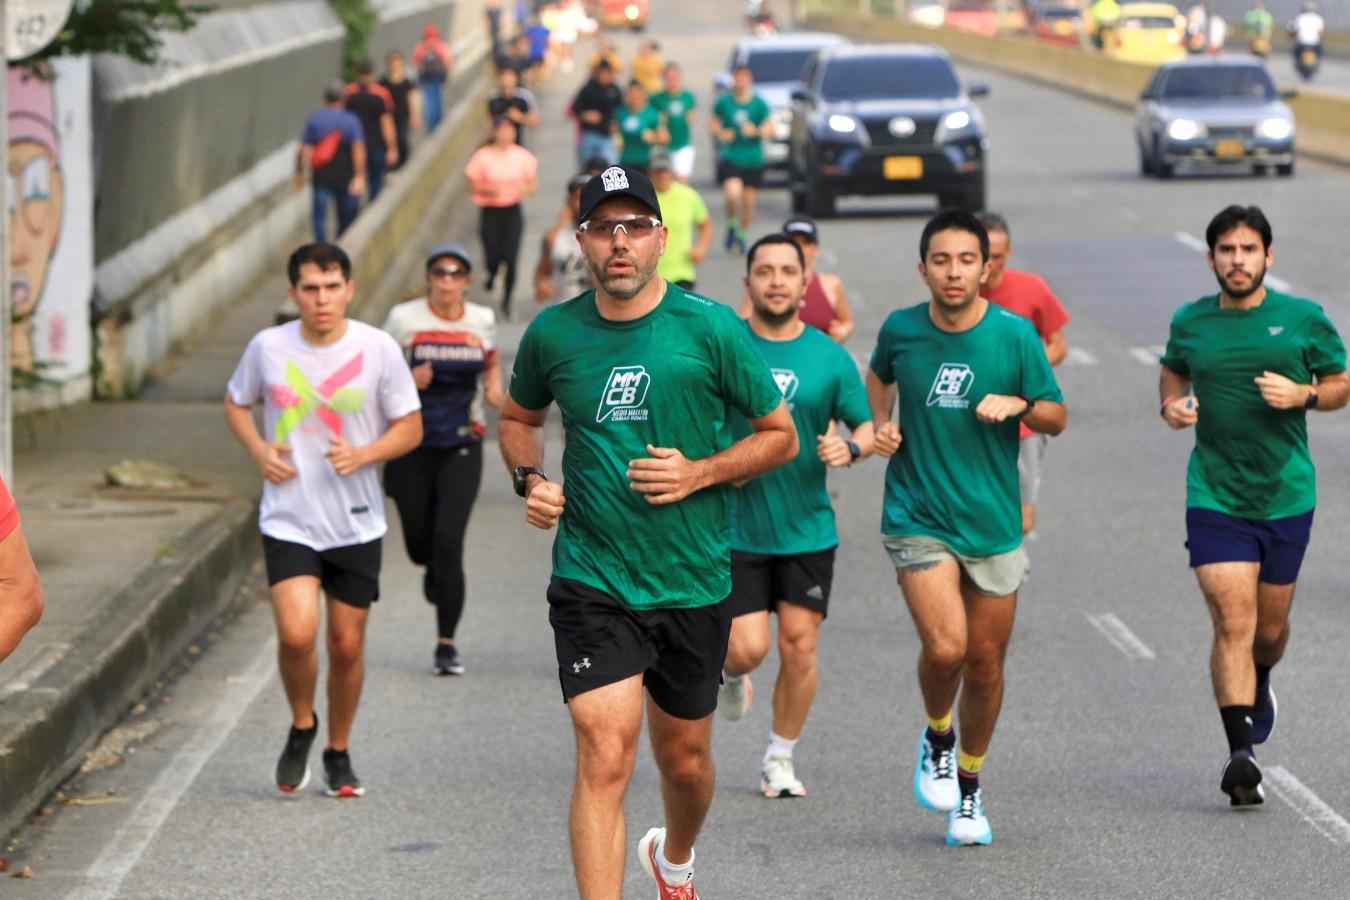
[[0, 476, 43, 665], [979, 213, 1070, 537]]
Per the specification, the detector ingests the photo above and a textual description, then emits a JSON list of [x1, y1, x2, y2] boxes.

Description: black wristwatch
[[513, 466, 548, 497], [1017, 396, 1036, 419], [1305, 386, 1320, 409], [846, 440, 862, 463]]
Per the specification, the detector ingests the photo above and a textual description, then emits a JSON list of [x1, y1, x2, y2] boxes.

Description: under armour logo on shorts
[[573, 657, 592, 673]]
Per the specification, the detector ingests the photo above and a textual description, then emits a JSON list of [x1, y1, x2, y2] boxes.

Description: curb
[[0, 499, 261, 841]]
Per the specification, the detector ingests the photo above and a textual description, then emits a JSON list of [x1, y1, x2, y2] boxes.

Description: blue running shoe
[[946, 788, 993, 846], [724, 224, 737, 251], [913, 729, 958, 812], [1251, 684, 1277, 745]]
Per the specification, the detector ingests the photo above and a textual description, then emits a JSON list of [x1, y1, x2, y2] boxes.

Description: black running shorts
[[726, 547, 836, 619], [546, 577, 732, 720], [262, 535, 382, 608], [717, 161, 764, 188]]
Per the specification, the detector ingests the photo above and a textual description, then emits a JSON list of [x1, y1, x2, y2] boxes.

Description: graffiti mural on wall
[[9, 59, 92, 408]]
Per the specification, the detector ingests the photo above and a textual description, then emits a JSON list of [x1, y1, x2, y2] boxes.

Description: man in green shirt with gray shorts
[[866, 210, 1066, 847], [1160, 205, 1348, 807], [499, 165, 796, 899], [718, 233, 875, 800]]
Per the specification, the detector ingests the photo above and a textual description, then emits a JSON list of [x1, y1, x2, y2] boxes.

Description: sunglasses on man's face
[[430, 265, 470, 279], [578, 215, 663, 239]]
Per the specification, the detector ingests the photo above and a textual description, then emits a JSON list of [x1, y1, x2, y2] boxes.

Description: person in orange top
[[0, 475, 42, 665], [465, 117, 540, 319], [978, 213, 1070, 537]]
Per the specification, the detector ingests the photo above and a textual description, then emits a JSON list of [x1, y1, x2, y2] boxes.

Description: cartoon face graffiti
[[8, 68, 64, 372]]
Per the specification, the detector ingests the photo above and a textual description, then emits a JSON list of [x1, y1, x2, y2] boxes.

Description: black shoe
[[1251, 684, 1278, 745], [1221, 749, 1265, 807], [322, 748, 366, 798], [275, 715, 318, 795], [434, 643, 465, 676]]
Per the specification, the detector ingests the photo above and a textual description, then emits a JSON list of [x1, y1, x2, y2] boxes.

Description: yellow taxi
[[1101, 3, 1187, 64]]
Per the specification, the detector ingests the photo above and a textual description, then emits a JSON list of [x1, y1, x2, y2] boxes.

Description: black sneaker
[[323, 748, 366, 798], [275, 715, 318, 795], [434, 643, 465, 676], [1221, 749, 1265, 807], [1251, 684, 1278, 745]]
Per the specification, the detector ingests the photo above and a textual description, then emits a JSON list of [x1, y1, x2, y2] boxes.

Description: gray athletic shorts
[[883, 534, 1029, 597], [1018, 434, 1049, 507]]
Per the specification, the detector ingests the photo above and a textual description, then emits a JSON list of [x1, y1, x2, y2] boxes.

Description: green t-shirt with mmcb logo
[[869, 302, 1063, 558], [509, 285, 784, 610], [1161, 290, 1347, 520]]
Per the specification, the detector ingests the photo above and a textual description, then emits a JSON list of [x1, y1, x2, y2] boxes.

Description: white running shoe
[[946, 788, 993, 846], [718, 673, 752, 721], [638, 827, 700, 899], [913, 730, 959, 812], [761, 754, 807, 798]]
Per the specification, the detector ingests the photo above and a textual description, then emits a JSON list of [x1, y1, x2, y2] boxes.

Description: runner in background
[[710, 64, 770, 255], [739, 216, 854, 342], [651, 148, 712, 291], [534, 173, 595, 303], [650, 62, 699, 184]]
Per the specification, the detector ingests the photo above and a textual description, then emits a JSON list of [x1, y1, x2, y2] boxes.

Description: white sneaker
[[761, 754, 807, 798], [718, 673, 752, 721], [913, 729, 959, 812], [946, 788, 993, 846], [637, 827, 700, 899]]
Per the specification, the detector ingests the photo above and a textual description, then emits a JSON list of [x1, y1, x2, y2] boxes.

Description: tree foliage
[[332, 0, 378, 81], [20, 0, 213, 67]]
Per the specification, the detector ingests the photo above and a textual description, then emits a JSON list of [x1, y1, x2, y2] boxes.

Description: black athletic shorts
[[717, 161, 764, 188], [262, 535, 382, 608], [546, 577, 732, 720], [726, 547, 835, 619]]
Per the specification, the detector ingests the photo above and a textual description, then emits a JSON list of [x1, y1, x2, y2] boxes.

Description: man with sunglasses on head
[[499, 165, 797, 900], [382, 244, 503, 677]]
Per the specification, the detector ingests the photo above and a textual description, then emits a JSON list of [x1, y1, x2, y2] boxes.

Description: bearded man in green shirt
[[499, 165, 796, 900], [866, 210, 1066, 847], [1160, 205, 1348, 808]]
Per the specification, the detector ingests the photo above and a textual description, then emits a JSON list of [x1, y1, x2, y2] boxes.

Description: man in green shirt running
[[718, 233, 875, 800], [649, 62, 698, 183], [499, 164, 796, 900], [709, 63, 770, 255], [866, 210, 1066, 847], [617, 80, 662, 172], [1159, 205, 1348, 807]]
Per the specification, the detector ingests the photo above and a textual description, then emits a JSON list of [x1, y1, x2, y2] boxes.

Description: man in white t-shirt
[[225, 242, 422, 799], [1293, 3, 1324, 49]]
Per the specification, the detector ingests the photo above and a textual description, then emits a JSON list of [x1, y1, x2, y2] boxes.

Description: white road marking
[[67, 638, 279, 900], [1083, 612, 1156, 660], [1064, 347, 1098, 366], [1173, 231, 1209, 253], [2, 642, 72, 695], [1266, 766, 1350, 845], [1130, 345, 1166, 366]]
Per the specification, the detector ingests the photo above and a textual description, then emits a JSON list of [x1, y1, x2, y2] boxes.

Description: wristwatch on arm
[[513, 466, 548, 497], [1306, 385, 1320, 409]]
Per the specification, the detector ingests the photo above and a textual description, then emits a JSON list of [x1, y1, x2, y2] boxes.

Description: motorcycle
[[1294, 42, 1321, 80], [1247, 36, 1271, 57]]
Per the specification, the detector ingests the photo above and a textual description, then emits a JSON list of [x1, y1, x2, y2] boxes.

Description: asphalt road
[[10, 2, 1350, 897]]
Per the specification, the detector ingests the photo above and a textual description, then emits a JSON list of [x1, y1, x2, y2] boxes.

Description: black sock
[[1255, 664, 1272, 703], [957, 768, 979, 797], [1220, 705, 1254, 754], [926, 725, 955, 748]]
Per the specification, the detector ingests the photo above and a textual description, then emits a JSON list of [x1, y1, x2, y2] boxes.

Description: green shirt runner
[[869, 302, 1063, 558], [618, 106, 662, 167], [509, 284, 783, 610], [712, 92, 771, 169], [731, 325, 871, 555], [655, 182, 709, 285], [650, 89, 697, 150], [1161, 290, 1346, 520]]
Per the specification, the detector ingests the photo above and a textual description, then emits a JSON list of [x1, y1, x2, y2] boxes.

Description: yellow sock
[[958, 750, 985, 774], [926, 711, 953, 733]]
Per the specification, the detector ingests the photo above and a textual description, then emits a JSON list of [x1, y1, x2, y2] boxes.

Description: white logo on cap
[[600, 167, 630, 192]]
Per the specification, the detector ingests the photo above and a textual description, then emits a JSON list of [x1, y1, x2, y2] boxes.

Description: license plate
[[884, 156, 923, 180], [1214, 139, 1245, 158]]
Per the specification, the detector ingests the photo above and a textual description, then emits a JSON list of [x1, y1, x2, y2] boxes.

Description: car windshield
[[820, 57, 961, 101], [1040, 7, 1080, 18], [744, 49, 818, 84], [1161, 66, 1276, 100], [1119, 15, 1178, 27]]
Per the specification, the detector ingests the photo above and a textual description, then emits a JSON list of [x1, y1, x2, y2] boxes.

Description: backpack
[[419, 49, 448, 83]]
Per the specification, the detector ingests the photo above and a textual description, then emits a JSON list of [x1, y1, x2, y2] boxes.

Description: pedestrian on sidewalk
[[344, 60, 398, 201], [569, 59, 621, 168], [499, 164, 797, 899], [296, 82, 366, 242], [225, 243, 423, 799], [383, 243, 503, 677], [380, 51, 421, 172], [533, 173, 594, 303], [465, 117, 539, 320], [413, 24, 453, 131], [0, 475, 43, 665], [486, 66, 540, 145]]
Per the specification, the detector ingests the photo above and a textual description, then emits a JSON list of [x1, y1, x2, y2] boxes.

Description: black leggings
[[384, 442, 483, 640], [479, 204, 524, 316]]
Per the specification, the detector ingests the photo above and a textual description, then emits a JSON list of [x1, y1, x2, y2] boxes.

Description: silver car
[[1136, 56, 1296, 178]]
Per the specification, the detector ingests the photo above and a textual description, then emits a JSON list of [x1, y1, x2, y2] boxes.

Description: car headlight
[[1256, 118, 1293, 140], [943, 110, 972, 131], [827, 114, 858, 134], [1167, 119, 1205, 141], [625, 4, 638, 19]]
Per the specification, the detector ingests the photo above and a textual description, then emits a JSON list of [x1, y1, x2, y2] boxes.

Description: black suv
[[788, 45, 989, 216]]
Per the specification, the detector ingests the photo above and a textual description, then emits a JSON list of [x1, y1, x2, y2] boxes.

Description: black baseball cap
[[578, 165, 662, 222], [782, 217, 819, 242]]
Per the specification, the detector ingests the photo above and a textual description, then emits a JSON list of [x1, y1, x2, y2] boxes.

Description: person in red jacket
[[0, 476, 44, 665], [413, 24, 454, 130]]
